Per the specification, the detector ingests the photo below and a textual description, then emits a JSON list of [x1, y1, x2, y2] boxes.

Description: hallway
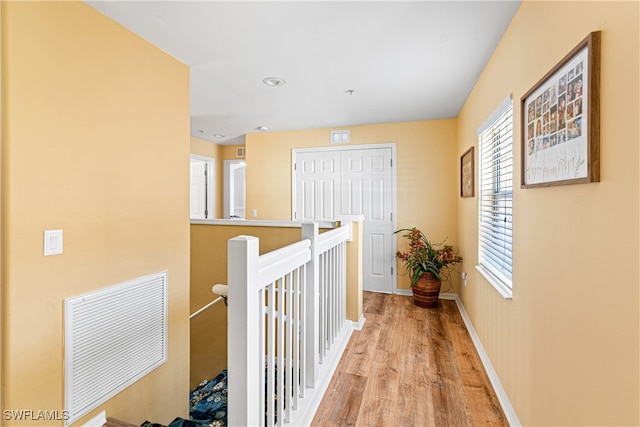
[[312, 292, 508, 426]]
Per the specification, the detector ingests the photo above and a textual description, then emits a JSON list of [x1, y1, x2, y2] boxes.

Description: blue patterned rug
[[141, 370, 228, 427], [189, 370, 228, 426]]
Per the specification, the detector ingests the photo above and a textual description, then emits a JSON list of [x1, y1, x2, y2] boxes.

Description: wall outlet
[[461, 271, 468, 286], [251, 209, 258, 218]]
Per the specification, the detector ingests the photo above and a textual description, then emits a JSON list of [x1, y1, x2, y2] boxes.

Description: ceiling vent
[[236, 147, 246, 158], [330, 130, 350, 144]]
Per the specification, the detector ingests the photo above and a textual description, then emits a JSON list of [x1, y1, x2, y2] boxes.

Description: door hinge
[[390, 212, 393, 222], [390, 158, 393, 167], [391, 266, 394, 275]]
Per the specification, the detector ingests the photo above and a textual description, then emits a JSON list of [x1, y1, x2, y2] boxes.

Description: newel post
[[301, 223, 319, 388], [227, 235, 260, 427]]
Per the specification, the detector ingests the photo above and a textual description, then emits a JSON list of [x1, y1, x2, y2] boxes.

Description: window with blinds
[[477, 96, 513, 298]]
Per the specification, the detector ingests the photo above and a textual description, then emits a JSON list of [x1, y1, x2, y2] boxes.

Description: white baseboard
[[352, 314, 366, 331], [82, 410, 106, 427], [451, 295, 521, 427], [395, 288, 412, 296]]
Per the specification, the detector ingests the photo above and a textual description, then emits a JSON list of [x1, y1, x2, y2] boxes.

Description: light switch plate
[[44, 229, 63, 256]]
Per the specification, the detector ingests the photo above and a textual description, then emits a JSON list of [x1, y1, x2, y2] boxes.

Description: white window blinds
[[478, 96, 513, 294]]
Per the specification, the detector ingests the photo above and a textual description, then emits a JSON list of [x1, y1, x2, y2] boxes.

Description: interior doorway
[[190, 154, 215, 219], [223, 160, 246, 219]]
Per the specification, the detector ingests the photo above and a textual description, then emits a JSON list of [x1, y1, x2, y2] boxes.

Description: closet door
[[341, 148, 394, 293], [294, 151, 340, 222], [293, 146, 396, 294]]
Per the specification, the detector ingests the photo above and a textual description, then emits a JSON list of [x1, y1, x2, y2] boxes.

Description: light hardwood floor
[[311, 292, 508, 427]]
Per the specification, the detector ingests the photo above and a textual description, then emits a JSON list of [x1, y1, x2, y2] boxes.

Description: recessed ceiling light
[[263, 77, 286, 87], [198, 129, 205, 133], [213, 134, 225, 138], [256, 126, 269, 132]]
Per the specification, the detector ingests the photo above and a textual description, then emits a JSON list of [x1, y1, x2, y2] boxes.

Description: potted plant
[[395, 227, 462, 308]]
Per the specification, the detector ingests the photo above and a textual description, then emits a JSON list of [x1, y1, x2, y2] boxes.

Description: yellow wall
[[2, 2, 190, 425], [456, 1, 639, 425], [246, 121, 460, 291], [220, 144, 245, 162], [191, 137, 220, 160], [345, 221, 363, 322]]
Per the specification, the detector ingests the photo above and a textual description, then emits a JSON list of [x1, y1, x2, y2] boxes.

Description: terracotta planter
[[412, 272, 441, 308]]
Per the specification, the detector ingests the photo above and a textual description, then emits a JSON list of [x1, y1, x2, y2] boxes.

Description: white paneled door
[[294, 146, 395, 293], [341, 148, 393, 293], [294, 150, 340, 222], [190, 155, 214, 219], [190, 160, 207, 219]]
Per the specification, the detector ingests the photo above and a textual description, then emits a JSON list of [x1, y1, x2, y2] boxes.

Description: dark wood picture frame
[[460, 147, 474, 198], [520, 31, 600, 188]]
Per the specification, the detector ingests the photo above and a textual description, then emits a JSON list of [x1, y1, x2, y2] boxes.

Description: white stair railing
[[228, 223, 353, 427]]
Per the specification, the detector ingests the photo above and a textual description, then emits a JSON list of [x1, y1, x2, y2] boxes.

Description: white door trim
[[291, 143, 397, 293], [223, 159, 246, 219]]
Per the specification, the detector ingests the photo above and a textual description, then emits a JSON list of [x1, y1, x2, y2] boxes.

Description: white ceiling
[[86, 1, 521, 145]]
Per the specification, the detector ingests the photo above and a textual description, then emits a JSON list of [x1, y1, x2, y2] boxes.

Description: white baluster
[[228, 236, 261, 427], [301, 223, 319, 387]]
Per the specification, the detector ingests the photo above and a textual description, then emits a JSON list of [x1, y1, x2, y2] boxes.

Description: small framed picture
[[521, 31, 600, 188], [460, 147, 474, 198]]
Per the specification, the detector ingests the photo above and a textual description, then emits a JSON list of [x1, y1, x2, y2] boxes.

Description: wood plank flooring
[[311, 292, 508, 427]]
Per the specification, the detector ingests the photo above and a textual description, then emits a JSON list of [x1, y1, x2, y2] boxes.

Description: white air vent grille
[[236, 147, 246, 157], [64, 271, 168, 425], [330, 130, 350, 143]]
